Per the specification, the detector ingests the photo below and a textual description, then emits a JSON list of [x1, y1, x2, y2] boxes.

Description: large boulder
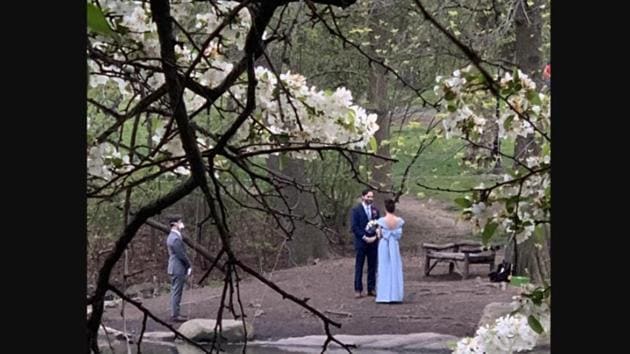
[[142, 331, 176, 342], [177, 319, 253, 343], [250, 333, 458, 353], [478, 302, 518, 328]]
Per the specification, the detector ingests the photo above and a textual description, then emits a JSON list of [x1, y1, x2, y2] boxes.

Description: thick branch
[[416, 165, 550, 194]]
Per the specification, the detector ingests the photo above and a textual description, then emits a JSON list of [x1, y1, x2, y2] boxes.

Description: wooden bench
[[422, 241, 500, 279]]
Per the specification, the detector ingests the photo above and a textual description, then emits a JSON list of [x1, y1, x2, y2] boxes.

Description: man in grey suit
[[166, 216, 192, 322]]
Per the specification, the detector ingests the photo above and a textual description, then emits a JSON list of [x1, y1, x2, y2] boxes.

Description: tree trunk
[[504, 224, 551, 284], [263, 43, 329, 265], [505, 0, 550, 283], [513, 0, 543, 168], [367, 63, 391, 206], [283, 158, 329, 265]]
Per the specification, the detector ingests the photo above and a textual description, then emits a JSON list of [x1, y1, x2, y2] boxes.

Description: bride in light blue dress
[[375, 199, 404, 303]]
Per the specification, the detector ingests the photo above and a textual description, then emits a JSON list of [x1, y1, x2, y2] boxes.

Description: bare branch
[[393, 134, 437, 203]]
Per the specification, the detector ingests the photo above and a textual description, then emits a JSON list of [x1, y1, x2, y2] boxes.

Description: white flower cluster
[[87, 144, 130, 179], [365, 219, 379, 231], [434, 66, 549, 142], [454, 287, 550, 354], [234, 68, 379, 157], [87, 1, 379, 181], [434, 66, 550, 244], [454, 314, 539, 354]]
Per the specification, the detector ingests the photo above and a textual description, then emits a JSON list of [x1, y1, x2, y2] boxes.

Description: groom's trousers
[[355, 243, 377, 292], [170, 273, 186, 317]]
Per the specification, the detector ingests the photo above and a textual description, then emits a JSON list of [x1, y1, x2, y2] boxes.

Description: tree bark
[[513, 0, 543, 167]]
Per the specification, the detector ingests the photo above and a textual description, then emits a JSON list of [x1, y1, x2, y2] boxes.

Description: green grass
[[391, 125, 514, 206]]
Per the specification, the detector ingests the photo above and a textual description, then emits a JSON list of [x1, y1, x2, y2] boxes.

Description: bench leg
[[489, 260, 495, 273], [424, 256, 431, 276], [448, 262, 454, 274], [463, 259, 470, 279]]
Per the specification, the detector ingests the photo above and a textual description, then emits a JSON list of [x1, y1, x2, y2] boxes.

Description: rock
[[104, 290, 116, 301], [98, 326, 131, 342], [251, 333, 458, 352], [177, 319, 253, 343], [142, 331, 176, 342], [477, 302, 518, 328], [125, 282, 156, 298], [104, 299, 121, 308], [174, 342, 207, 354]]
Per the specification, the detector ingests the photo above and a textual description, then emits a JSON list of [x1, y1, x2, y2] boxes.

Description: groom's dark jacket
[[350, 203, 380, 249]]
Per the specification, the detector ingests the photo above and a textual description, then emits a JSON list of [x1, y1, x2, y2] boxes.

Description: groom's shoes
[[367, 291, 376, 297], [354, 292, 362, 298]]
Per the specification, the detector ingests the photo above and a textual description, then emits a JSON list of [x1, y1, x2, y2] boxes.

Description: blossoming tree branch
[[86, 0, 388, 352]]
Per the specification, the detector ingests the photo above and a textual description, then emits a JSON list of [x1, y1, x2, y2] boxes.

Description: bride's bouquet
[[365, 219, 379, 235]]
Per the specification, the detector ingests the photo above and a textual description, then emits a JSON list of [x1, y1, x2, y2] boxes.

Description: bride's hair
[[384, 199, 396, 213]]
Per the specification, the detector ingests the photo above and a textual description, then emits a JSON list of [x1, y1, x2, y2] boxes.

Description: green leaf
[[454, 197, 472, 208], [447, 103, 457, 112], [347, 109, 356, 127], [528, 315, 544, 334], [534, 224, 545, 244], [523, 288, 544, 305], [482, 221, 498, 244], [542, 142, 551, 157], [369, 136, 378, 153], [445, 340, 458, 351], [504, 115, 514, 130], [87, 3, 115, 37], [527, 90, 542, 106], [474, 73, 487, 85], [111, 157, 123, 168], [279, 153, 287, 170], [408, 121, 421, 129], [505, 196, 519, 214], [543, 286, 551, 297], [545, 185, 551, 199], [444, 90, 457, 101], [275, 133, 290, 145]]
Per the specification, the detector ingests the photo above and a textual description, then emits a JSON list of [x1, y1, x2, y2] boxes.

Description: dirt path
[[102, 196, 515, 340]]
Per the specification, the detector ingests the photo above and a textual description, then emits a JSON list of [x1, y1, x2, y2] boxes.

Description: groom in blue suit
[[350, 189, 379, 298]]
